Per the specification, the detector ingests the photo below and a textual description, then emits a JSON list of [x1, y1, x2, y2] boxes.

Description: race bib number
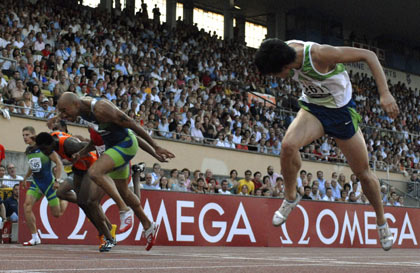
[[95, 145, 106, 156], [29, 158, 42, 172], [301, 80, 330, 98]]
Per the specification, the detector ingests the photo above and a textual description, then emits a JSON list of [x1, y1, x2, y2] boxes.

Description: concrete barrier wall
[[0, 115, 406, 184]]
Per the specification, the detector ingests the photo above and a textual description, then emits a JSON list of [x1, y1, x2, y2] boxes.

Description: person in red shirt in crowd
[[312, 145, 323, 160], [236, 138, 249, 150], [252, 171, 263, 191], [201, 71, 211, 87], [0, 144, 5, 165], [41, 44, 52, 57]]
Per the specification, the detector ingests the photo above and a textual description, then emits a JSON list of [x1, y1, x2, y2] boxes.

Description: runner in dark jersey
[[57, 92, 174, 250], [36, 132, 116, 252]]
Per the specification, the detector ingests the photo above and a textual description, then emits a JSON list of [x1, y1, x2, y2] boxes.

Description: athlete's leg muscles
[[48, 196, 67, 217], [334, 129, 386, 225], [23, 193, 39, 234], [77, 173, 113, 240], [88, 184, 112, 231], [88, 154, 130, 212], [114, 178, 151, 230], [281, 109, 324, 200], [56, 180, 77, 203]]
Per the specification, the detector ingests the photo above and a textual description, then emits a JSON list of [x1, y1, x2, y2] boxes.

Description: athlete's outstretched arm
[[314, 45, 399, 119], [135, 136, 168, 162], [71, 140, 95, 162], [63, 138, 90, 156], [94, 100, 175, 160]]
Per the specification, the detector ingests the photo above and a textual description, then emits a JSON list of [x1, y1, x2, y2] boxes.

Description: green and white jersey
[[286, 40, 352, 108]]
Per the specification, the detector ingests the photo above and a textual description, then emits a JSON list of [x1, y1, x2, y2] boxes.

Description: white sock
[[32, 233, 39, 241], [378, 223, 387, 228]]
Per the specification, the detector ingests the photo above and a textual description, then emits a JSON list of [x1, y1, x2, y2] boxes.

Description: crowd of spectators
[[0, 0, 418, 178], [139, 163, 406, 206]]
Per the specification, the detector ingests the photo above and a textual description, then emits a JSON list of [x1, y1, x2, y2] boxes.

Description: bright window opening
[[135, 0, 167, 22], [176, 2, 183, 20], [245, 21, 267, 48], [193, 7, 224, 39]]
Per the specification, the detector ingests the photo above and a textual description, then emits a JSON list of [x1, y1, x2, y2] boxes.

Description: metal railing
[[0, 103, 54, 118], [0, 56, 17, 70], [380, 179, 420, 208], [1, 103, 418, 175]]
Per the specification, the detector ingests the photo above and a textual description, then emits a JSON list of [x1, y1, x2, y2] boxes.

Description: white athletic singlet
[[286, 40, 353, 108]]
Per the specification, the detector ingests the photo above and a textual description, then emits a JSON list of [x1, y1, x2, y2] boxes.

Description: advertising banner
[[247, 92, 276, 106], [18, 187, 419, 248]]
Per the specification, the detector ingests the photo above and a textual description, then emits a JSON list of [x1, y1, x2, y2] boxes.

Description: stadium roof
[[192, 0, 420, 46]]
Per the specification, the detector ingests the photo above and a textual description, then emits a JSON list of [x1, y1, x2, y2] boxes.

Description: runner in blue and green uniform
[[57, 93, 175, 251], [21, 126, 67, 246]]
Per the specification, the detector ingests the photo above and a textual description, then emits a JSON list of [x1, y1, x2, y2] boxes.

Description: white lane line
[[1, 262, 417, 273]]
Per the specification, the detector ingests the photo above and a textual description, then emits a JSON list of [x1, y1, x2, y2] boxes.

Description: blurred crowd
[[0, 0, 418, 178]]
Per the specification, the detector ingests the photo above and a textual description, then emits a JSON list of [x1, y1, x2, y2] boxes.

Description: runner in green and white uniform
[[255, 38, 399, 251], [286, 40, 361, 139]]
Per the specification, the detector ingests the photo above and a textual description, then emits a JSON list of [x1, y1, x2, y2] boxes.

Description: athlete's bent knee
[[23, 203, 33, 214], [51, 210, 61, 218], [353, 169, 372, 182], [281, 141, 298, 156], [88, 167, 103, 183], [86, 198, 99, 208]]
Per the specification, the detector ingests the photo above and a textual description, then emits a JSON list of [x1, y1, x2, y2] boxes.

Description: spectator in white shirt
[[296, 169, 307, 188], [191, 116, 204, 142], [2, 164, 23, 188], [330, 178, 342, 200], [171, 174, 188, 192], [33, 33, 45, 52], [224, 134, 236, 149], [13, 34, 24, 49], [215, 133, 225, 147], [150, 163, 161, 189], [232, 127, 242, 144], [157, 116, 171, 138], [150, 87, 161, 103], [35, 97, 54, 118], [309, 184, 320, 200], [143, 173, 158, 190], [267, 165, 280, 188], [218, 180, 232, 194], [322, 188, 335, 201]]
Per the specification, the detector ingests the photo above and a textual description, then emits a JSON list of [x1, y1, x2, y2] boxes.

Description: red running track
[[0, 244, 419, 273]]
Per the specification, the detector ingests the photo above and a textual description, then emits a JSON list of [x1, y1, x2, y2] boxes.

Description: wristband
[[56, 178, 65, 184]]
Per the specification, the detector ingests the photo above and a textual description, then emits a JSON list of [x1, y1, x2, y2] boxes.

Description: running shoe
[[144, 222, 159, 251], [378, 223, 393, 251], [272, 194, 301, 227], [99, 239, 116, 252], [119, 209, 133, 233], [22, 238, 41, 246]]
